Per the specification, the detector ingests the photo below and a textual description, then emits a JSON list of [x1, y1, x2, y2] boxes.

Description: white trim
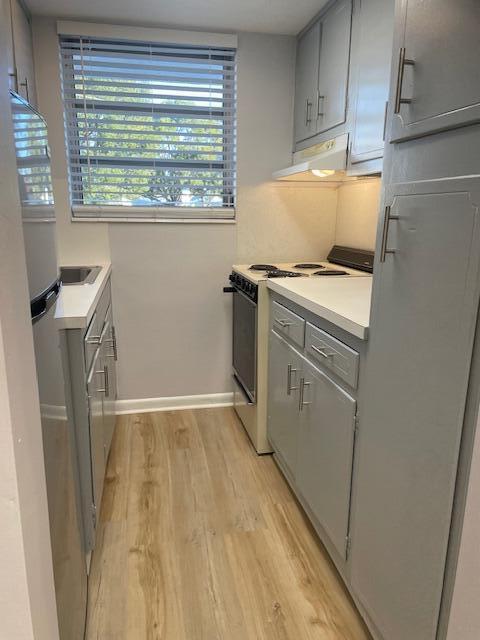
[[115, 392, 234, 415], [71, 205, 236, 224], [72, 216, 237, 224], [56, 20, 238, 49]]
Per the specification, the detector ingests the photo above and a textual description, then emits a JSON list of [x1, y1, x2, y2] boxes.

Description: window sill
[[72, 215, 236, 224], [70, 206, 236, 224]]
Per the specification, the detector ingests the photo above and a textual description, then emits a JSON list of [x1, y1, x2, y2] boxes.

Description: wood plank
[[86, 407, 370, 640]]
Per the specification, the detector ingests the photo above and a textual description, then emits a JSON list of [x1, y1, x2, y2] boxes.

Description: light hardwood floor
[[86, 407, 371, 640]]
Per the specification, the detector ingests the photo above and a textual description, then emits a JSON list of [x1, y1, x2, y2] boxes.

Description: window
[[59, 35, 236, 220]]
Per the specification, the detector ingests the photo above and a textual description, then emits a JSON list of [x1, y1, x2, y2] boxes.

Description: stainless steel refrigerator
[[11, 91, 88, 639]]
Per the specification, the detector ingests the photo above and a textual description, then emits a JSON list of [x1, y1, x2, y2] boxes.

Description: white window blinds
[[59, 35, 236, 219]]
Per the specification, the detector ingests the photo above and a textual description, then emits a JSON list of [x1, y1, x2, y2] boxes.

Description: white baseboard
[[114, 392, 234, 415]]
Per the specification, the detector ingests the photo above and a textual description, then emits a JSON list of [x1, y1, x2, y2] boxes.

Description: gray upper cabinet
[[316, 0, 352, 136], [5, 1, 16, 93], [293, 0, 352, 146], [389, 0, 480, 143], [350, 178, 480, 640], [348, 0, 395, 170], [8, 0, 37, 106], [297, 358, 356, 560], [294, 22, 321, 144], [267, 329, 302, 476]]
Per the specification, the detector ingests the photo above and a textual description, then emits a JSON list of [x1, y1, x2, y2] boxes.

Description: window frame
[[58, 27, 237, 222]]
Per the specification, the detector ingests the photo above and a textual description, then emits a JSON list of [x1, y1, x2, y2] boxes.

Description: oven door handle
[[223, 286, 237, 293]]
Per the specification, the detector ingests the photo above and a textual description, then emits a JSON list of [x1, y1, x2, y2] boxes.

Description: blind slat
[[60, 34, 236, 216]]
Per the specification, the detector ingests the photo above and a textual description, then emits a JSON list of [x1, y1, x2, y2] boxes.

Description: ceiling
[[26, 0, 329, 36]]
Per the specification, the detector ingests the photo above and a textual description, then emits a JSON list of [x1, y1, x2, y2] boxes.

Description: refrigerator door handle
[[31, 279, 60, 324]]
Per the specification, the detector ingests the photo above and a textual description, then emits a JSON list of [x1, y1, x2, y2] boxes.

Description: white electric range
[[225, 246, 374, 454], [231, 260, 372, 283]]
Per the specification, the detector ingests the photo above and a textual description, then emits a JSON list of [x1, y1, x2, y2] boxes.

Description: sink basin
[[60, 266, 102, 285]]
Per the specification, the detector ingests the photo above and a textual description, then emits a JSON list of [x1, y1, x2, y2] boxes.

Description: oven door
[[232, 288, 257, 402]]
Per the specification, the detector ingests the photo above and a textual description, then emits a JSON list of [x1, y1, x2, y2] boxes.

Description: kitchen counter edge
[[266, 278, 371, 340], [55, 263, 112, 330]]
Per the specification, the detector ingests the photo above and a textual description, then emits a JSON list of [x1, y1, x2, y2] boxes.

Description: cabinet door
[[267, 329, 302, 476], [294, 21, 320, 144], [5, 0, 16, 92], [350, 178, 480, 640], [390, 0, 480, 142], [101, 308, 117, 460], [316, 0, 352, 135], [349, 0, 395, 166], [10, 0, 37, 106], [87, 349, 106, 519], [297, 359, 356, 560]]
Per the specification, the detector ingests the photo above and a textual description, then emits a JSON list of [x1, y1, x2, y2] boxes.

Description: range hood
[[273, 133, 348, 182]]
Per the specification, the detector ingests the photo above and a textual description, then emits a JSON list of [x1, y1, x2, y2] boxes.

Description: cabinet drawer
[[305, 322, 359, 389], [271, 301, 305, 348], [96, 280, 111, 334], [83, 279, 112, 370], [84, 311, 99, 371]]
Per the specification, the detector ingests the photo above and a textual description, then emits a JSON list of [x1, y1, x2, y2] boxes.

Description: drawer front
[[84, 311, 99, 371], [305, 322, 359, 389], [271, 301, 305, 348], [83, 279, 112, 370], [96, 279, 111, 334]]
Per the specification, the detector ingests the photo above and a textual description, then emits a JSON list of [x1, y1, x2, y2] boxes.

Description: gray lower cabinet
[[86, 347, 107, 523], [65, 278, 118, 552], [348, 0, 395, 172], [100, 304, 117, 459], [389, 0, 480, 142], [350, 177, 480, 640], [267, 304, 360, 564], [297, 358, 356, 559], [267, 329, 302, 476]]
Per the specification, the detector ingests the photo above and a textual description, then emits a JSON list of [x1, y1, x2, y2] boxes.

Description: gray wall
[[109, 223, 235, 398], [32, 21, 342, 400]]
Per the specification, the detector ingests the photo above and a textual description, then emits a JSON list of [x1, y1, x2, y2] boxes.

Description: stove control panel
[[229, 272, 258, 302]]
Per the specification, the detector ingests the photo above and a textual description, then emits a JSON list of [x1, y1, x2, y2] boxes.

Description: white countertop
[[55, 263, 112, 330], [267, 276, 372, 340]]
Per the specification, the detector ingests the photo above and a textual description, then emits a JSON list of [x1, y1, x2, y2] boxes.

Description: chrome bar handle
[[8, 71, 18, 93], [382, 101, 388, 141], [275, 318, 293, 328], [19, 77, 29, 103], [305, 98, 313, 126], [95, 366, 108, 394], [299, 379, 312, 412], [311, 344, 333, 359], [87, 335, 102, 345], [380, 205, 400, 262], [105, 327, 118, 360], [287, 364, 299, 395], [317, 92, 325, 117], [394, 48, 415, 114], [111, 326, 118, 360]]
